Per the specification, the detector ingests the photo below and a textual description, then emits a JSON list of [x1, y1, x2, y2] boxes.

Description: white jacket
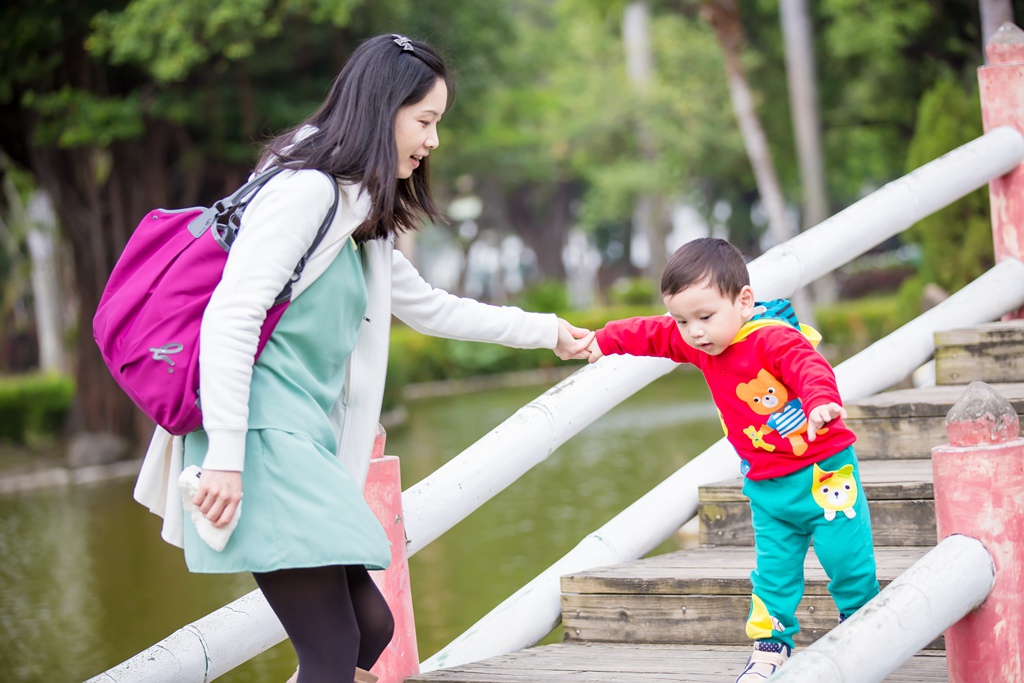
[[134, 170, 559, 547]]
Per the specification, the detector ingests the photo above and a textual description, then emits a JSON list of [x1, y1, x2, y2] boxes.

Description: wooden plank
[[699, 459, 934, 502], [846, 417, 950, 459], [561, 593, 943, 650], [561, 546, 928, 596], [406, 643, 948, 682], [935, 321, 1024, 385], [843, 382, 1024, 419], [699, 498, 935, 547]]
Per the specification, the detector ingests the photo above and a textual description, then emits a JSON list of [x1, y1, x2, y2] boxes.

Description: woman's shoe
[[354, 668, 379, 683], [286, 666, 376, 683]]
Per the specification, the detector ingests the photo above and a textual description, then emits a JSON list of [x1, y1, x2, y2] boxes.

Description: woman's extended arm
[[390, 249, 591, 355]]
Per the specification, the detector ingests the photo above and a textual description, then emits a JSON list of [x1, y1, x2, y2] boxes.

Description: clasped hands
[[554, 318, 599, 361]]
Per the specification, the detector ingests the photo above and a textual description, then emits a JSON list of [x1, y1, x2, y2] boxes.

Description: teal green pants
[[741, 447, 879, 649]]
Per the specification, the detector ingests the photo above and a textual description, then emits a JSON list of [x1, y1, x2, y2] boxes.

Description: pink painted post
[[932, 381, 1024, 682], [979, 22, 1024, 320], [363, 425, 420, 683]]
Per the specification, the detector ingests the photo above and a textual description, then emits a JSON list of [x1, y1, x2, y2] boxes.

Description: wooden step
[[934, 320, 1024, 385], [560, 545, 942, 649], [699, 459, 935, 547], [844, 382, 1024, 460], [405, 643, 947, 682]]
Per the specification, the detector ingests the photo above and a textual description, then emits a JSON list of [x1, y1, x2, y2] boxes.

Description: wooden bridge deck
[[409, 321, 1024, 682], [407, 643, 948, 682]]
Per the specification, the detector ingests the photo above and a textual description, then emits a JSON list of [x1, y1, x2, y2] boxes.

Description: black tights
[[254, 565, 395, 683]]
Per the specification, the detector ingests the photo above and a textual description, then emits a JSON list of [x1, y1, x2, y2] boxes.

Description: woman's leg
[[344, 565, 395, 670], [255, 565, 362, 683]]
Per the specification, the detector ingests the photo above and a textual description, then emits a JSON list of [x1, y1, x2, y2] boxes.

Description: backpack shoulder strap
[[274, 171, 341, 305]]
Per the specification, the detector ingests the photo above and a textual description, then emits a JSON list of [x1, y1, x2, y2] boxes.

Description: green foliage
[[0, 373, 74, 444], [22, 88, 143, 148], [88, 0, 360, 83], [513, 280, 570, 314], [814, 294, 910, 352], [903, 75, 993, 293], [607, 276, 659, 306]]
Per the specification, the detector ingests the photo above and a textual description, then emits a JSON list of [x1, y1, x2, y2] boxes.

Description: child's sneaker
[[734, 640, 791, 682]]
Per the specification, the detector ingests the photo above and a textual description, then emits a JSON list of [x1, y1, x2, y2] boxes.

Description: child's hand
[[554, 318, 595, 360], [586, 337, 604, 363], [807, 402, 847, 441]]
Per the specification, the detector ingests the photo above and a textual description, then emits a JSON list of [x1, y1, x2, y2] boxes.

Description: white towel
[[177, 465, 242, 552]]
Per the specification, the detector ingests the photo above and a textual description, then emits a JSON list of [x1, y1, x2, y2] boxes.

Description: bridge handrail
[[403, 124, 1024, 554], [87, 126, 1024, 682], [771, 535, 995, 682]]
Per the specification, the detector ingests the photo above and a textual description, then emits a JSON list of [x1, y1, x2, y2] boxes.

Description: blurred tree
[[0, 0, 516, 443], [904, 75, 993, 294]]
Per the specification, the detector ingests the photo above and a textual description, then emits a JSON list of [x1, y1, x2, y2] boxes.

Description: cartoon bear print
[[736, 368, 826, 456], [811, 462, 858, 520]]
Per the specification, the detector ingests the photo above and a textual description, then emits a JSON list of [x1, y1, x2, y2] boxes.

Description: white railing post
[[771, 535, 995, 683]]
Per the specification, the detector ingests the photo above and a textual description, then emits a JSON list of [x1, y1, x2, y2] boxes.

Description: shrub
[[0, 373, 75, 444], [608, 277, 660, 306], [814, 295, 912, 354]]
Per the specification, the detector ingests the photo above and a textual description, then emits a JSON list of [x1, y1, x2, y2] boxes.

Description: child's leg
[[807, 448, 880, 617], [744, 477, 814, 650]]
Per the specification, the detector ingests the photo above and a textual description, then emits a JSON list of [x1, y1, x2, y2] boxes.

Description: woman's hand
[[554, 318, 595, 360], [193, 469, 243, 528], [586, 337, 604, 363]]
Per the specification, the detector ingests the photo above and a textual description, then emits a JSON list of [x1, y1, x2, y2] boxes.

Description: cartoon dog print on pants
[[811, 462, 858, 520]]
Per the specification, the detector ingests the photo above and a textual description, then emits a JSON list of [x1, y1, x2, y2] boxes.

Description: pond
[[0, 367, 725, 683]]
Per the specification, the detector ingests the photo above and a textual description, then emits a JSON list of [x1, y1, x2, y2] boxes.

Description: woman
[[133, 33, 592, 683]]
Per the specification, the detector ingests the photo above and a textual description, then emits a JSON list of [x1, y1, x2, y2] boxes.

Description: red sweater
[[596, 316, 855, 480]]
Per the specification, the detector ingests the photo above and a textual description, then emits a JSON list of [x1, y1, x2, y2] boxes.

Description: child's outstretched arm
[[807, 402, 847, 441]]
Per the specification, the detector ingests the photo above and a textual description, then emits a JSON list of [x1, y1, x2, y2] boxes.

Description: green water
[[0, 368, 724, 683]]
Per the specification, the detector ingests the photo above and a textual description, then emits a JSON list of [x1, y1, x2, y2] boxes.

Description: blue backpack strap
[[749, 298, 801, 329]]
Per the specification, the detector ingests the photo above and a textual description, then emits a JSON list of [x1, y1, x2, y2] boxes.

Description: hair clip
[[392, 34, 414, 52]]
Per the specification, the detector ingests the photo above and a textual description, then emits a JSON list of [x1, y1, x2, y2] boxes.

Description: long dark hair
[[258, 34, 453, 242]]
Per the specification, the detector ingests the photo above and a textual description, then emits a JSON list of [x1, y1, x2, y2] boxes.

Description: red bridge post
[[932, 381, 1023, 682], [979, 22, 1024, 319]]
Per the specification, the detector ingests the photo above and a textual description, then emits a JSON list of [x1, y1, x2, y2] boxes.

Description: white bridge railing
[[89, 126, 1024, 682], [773, 534, 995, 682]]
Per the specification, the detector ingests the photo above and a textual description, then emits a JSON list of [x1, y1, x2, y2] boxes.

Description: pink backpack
[[93, 168, 339, 435]]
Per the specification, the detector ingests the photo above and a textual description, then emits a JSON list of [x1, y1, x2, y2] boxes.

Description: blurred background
[[0, 0, 1020, 681]]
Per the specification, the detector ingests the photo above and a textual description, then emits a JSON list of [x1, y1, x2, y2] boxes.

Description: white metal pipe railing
[[420, 257, 1024, 670], [403, 125, 1024, 555], [772, 534, 995, 682], [87, 127, 1024, 682], [748, 125, 1024, 296]]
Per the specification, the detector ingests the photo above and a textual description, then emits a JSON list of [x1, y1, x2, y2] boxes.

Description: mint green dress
[[182, 240, 392, 574]]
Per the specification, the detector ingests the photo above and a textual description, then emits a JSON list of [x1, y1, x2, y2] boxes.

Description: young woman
[[133, 34, 592, 683]]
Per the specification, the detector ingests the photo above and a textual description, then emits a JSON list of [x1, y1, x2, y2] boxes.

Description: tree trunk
[[703, 0, 816, 323], [702, 0, 792, 247], [28, 123, 186, 444], [503, 180, 575, 281], [780, 0, 836, 305], [623, 1, 670, 278]]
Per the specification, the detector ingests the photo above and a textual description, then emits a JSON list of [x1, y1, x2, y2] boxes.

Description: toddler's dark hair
[[660, 238, 749, 299]]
